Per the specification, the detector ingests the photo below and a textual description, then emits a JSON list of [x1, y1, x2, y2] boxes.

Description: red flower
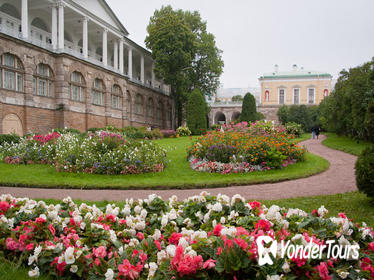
[[213, 224, 223, 236], [168, 232, 183, 245], [0, 201, 10, 214], [49, 224, 56, 236], [255, 219, 271, 232], [315, 262, 332, 280]]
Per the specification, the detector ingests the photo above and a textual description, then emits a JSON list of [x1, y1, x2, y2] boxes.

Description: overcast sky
[[107, 0, 374, 89]]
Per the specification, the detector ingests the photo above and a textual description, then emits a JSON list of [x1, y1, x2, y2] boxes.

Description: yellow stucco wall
[[260, 78, 332, 105]]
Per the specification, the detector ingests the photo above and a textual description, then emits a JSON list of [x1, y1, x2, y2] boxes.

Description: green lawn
[[0, 136, 328, 190], [322, 132, 372, 156]]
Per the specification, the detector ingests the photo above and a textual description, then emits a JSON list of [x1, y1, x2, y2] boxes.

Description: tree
[[145, 6, 224, 127], [231, 95, 243, 102], [277, 105, 290, 125], [186, 89, 207, 135], [240, 93, 257, 123]]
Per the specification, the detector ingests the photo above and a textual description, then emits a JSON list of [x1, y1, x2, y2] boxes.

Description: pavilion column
[[119, 39, 124, 74], [102, 29, 108, 66], [82, 17, 89, 58], [113, 40, 118, 69], [58, 2, 65, 50], [51, 5, 58, 49], [128, 48, 133, 79], [21, 0, 28, 39], [140, 55, 145, 83]]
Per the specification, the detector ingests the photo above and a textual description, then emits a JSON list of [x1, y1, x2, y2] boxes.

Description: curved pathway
[[0, 135, 357, 201]]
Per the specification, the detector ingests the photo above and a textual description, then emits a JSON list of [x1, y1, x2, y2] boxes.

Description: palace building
[[0, 0, 174, 135]]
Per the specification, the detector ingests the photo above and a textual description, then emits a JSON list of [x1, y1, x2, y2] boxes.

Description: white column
[[119, 39, 124, 74], [82, 17, 88, 58], [140, 55, 145, 83], [128, 48, 133, 79], [151, 62, 156, 87], [113, 40, 118, 69], [51, 5, 57, 49], [102, 29, 108, 66], [58, 2, 64, 50], [21, 0, 28, 39]]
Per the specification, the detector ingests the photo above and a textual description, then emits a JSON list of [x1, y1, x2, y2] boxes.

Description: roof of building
[[259, 68, 332, 80]]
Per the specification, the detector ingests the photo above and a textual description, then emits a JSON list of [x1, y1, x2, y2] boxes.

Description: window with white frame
[[33, 64, 53, 97], [0, 53, 24, 92], [135, 94, 143, 115], [147, 98, 154, 118], [91, 78, 105, 106], [111, 84, 121, 109], [293, 88, 300, 104], [308, 88, 315, 104], [70, 71, 85, 102], [279, 88, 285, 105]]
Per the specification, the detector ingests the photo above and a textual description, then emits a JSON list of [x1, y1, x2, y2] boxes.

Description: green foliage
[[319, 58, 374, 140], [231, 95, 243, 102], [364, 102, 374, 142], [0, 134, 21, 146], [209, 124, 220, 131], [240, 92, 257, 122], [145, 6, 223, 126], [277, 105, 319, 132], [355, 145, 374, 199], [285, 122, 304, 137], [186, 89, 207, 135]]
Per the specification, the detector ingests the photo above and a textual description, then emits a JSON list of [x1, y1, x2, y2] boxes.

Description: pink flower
[[93, 246, 107, 258], [368, 242, 374, 252], [154, 240, 161, 251], [25, 243, 34, 251], [203, 259, 216, 269], [49, 224, 56, 236], [0, 201, 10, 214], [255, 219, 271, 232], [315, 262, 332, 280], [6, 237, 19, 251], [171, 245, 203, 277], [213, 224, 223, 236], [168, 232, 183, 245], [35, 217, 46, 224], [118, 259, 141, 280], [136, 232, 144, 240]]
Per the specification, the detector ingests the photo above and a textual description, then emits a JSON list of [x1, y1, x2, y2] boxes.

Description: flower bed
[[0, 131, 167, 175], [187, 121, 306, 174], [0, 193, 373, 279]]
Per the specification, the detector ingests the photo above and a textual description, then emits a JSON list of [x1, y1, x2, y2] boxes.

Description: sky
[[106, 0, 374, 89]]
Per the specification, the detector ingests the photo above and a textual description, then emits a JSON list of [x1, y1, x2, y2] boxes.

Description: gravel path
[[0, 135, 357, 201]]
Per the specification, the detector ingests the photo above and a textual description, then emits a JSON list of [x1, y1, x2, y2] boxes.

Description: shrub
[[209, 124, 220, 131], [52, 128, 82, 135], [177, 126, 191, 136], [186, 89, 207, 135], [278, 105, 318, 132], [285, 122, 303, 137], [240, 92, 257, 122], [1, 131, 167, 175], [364, 102, 374, 142], [0, 134, 21, 145], [355, 145, 374, 199]]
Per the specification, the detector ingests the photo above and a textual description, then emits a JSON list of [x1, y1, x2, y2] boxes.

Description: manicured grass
[[0, 136, 328, 190], [292, 133, 311, 143], [322, 132, 372, 156]]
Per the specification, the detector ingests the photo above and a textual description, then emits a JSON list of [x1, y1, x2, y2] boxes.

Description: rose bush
[[0, 131, 167, 175], [0, 193, 373, 279], [187, 121, 306, 174]]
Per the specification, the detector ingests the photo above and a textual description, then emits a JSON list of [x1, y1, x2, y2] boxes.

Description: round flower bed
[[187, 121, 306, 174], [0, 131, 167, 175], [0, 193, 373, 279]]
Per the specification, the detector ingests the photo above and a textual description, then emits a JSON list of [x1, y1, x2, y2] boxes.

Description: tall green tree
[[145, 6, 224, 127], [231, 95, 243, 102], [240, 93, 257, 123], [186, 89, 207, 135]]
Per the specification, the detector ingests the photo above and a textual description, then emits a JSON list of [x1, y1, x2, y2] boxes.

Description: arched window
[[323, 89, 329, 97], [70, 71, 85, 102], [135, 94, 143, 115], [111, 84, 121, 109], [0, 53, 24, 92], [146, 97, 154, 118], [92, 78, 105, 106], [33, 64, 53, 97], [167, 104, 172, 122]]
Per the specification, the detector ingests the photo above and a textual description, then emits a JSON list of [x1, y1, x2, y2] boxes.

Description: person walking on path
[[311, 125, 316, 139], [315, 125, 320, 140]]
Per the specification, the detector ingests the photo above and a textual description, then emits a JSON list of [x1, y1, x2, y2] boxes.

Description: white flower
[[70, 265, 78, 273], [28, 266, 40, 278], [212, 202, 222, 212], [178, 237, 189, 249], [266, 274, 283, 280], [282, 261, 291, 273], [166, 245, 176, 257], [64, 246, 75, 265], [105, 268, 114, 280], [338, 271, 349, 279], [317, 206, 328, 217], [161, 215, 168, 227]]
